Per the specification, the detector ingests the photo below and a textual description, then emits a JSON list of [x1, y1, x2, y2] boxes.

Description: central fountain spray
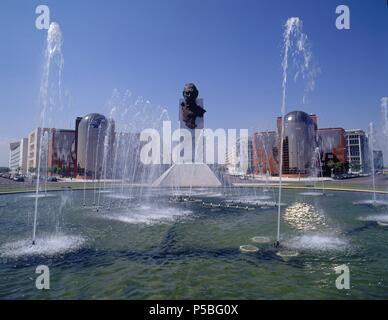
[[32, 22, 64, 245], [276, 17, 315, 248], [369, 122, 377, 203]]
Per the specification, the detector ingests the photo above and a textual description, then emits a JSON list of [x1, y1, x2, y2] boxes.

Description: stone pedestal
[[152, 163, 222, 187], [153, 84, 222, 188]]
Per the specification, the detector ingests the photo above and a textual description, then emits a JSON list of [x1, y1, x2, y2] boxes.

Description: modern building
[[252, 131, 279, 176], [47, 129, 76, 177], [76, 113, 115, 179], [74, 117, 83, 177], [251, 111, 319, 177], [277, 111, 318, 175], [318, 128, 348, 175], [9, 138, 28, 174], [26, 128, 76, 177], [225, 136, 252, 175], [345, 129, 369, 173], [9, 141, 20, 173]]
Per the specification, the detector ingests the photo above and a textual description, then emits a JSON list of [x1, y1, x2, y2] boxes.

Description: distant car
[[13, 176, 24, 182], [47, 176, 58, 182]]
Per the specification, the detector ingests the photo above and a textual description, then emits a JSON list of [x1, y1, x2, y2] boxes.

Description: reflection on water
[[284, 202, 326, 231]]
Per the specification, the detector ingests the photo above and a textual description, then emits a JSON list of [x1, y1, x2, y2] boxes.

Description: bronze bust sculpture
[[180, 83, 206, 129]]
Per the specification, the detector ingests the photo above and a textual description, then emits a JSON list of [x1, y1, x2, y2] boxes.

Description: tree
[[0, 167, 10, 173], [334, 162, 343, 173], [49, 166, 58, 175], [61, 165, 66, 177], [323, 160, 335, 177]]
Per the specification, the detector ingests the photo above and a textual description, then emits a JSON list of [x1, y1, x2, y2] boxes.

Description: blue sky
[[0, 0, 387, 166]]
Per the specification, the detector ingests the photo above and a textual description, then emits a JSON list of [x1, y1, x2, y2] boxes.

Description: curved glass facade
[[283, 111, 317, 175], [76, 113, 115, 179]]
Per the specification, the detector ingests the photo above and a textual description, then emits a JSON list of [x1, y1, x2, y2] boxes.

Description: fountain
[[82, 125, 90, 206], [32, 22, 64, 245], [92, 126, 103, 207], [370, 122, 377, 203], [354, 121, 388, 207], [276, 17, 316, 247], [0, 23, 84, 259], [284, 234, 348, 252], [299, 147, 325, 196]]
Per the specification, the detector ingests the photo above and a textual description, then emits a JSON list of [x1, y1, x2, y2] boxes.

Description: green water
[[0, 188, 387, 299]]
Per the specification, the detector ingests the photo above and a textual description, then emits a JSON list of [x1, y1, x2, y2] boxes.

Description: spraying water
[[32, 22, 64, 245], [276, 17, 316, 247], [317, 147, 325, 194], [380, 97, 388, 168], [97, 132, 111, 209], [369, 122, 377, 203], [304, 146, 325, 195], [93, 126, 102, 206], [82, 126, 90, 206], [256, 132, 274, 197], [381, 97, 388, 137], [353, 121, 388, 207], [120, 128, 132, 195]]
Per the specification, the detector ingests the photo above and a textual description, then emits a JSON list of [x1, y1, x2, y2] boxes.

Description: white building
[[9, 138, 28, 174], [345, 129, 369, 173], [27, 128, 51, 173], [225, 136, 252, 176]]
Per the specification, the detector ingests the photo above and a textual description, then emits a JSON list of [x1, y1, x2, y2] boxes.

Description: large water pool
[[0, 187, 388, 299]]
